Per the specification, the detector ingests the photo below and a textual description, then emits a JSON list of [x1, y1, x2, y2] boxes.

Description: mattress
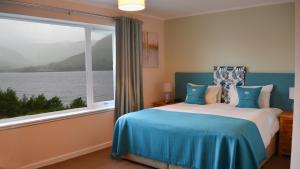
[[155, 103, 282, 148]]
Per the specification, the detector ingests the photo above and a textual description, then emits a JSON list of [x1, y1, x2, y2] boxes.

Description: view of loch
[[0, 18, 114, 119], [0, 71, 114, 104]]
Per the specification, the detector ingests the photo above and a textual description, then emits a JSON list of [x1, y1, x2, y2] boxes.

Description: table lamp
[[289, 87, 294, 100], [163, 82, 172, 103]]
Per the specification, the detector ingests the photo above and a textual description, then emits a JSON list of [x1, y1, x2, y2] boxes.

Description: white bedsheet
[[154, 103, 282, 148]]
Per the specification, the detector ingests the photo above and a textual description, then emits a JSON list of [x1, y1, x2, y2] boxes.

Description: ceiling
[[69, 0, 294, 20]]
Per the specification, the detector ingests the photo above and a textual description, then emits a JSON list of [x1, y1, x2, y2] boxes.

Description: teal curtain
[[114, 17, 144, 121]]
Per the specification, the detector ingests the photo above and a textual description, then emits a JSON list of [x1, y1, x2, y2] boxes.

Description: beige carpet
[[40, 148, 290, 169]]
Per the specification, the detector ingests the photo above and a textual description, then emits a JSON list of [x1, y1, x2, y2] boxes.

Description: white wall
[[165, 3, 295, 83], [291, 0, 300, 168]]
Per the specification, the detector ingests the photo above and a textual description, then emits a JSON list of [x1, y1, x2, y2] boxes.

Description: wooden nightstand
[[152, 100, 175, 107], [279, 112, 293, 156]]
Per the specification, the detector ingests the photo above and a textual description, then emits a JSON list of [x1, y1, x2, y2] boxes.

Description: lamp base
[[163, 93, 172, 103]]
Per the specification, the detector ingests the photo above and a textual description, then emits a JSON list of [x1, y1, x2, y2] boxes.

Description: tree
[[20, 94, 30, 114], [25, 94, 48, 112], [69, 97, 86, 109], [47, 96, 64, 111], [0, 88, 87, 119], [0, 88, 22, 118]]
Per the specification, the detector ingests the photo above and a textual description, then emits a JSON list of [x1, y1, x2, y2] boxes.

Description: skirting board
[[19, 141, 112, 169]]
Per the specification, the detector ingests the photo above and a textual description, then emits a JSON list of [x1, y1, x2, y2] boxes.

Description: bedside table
[[279, 112, 293, 156], [152, 100, 175, 107]]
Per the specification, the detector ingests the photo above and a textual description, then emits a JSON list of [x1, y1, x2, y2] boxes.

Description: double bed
[[112, 103, 281, 169], [112, 71, 294, 169]]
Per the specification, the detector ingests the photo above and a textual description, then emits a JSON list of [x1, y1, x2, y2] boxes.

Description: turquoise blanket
[[112, 109, 266, 169]]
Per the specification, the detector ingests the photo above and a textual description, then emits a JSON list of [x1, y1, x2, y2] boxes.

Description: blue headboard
[[175, 72, 295, 112]]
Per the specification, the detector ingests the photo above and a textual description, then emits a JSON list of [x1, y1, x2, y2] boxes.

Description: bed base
[[123, 134, 277, 169]]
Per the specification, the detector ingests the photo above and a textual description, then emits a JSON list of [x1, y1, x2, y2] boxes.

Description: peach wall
[[0, 0, 165, 168], [0, 112, 114, 169]]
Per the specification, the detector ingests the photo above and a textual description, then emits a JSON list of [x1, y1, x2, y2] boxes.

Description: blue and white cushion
[[213, 66, 246, 103]]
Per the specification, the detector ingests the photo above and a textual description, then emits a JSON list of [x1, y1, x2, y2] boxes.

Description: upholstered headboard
[[175, 72, 295, 112]]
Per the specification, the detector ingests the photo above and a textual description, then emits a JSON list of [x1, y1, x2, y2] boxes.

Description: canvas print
[[143, 32, 159, 68]]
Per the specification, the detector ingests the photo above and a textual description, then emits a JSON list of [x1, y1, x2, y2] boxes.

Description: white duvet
[[154, 103, 282, 148]]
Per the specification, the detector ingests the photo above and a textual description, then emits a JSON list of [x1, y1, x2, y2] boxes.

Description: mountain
[[0, 41, 86, 70], [17, 41, 86, 66], [0, 47, 31, 71], [12, 35, 113, 72]]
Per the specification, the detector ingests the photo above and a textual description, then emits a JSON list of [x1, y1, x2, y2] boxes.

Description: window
[[92, 30, 114, 103], [0, 16, 114, 120]]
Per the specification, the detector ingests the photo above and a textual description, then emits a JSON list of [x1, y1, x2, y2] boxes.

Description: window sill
[[0, 105, 114, 131]]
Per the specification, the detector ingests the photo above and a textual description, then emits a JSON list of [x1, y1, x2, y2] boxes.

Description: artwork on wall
[[143, 32, 159, 68]]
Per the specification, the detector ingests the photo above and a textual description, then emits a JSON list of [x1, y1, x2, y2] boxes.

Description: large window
[[0, 16, 114, 120]]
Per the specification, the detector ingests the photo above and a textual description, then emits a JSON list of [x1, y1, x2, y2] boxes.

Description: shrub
[[0, 88, 22, 118], [26, 94, 48, 111], [69, 97, 87, 109], [47, 96, 64, 111], [0, 88, 87, 119]]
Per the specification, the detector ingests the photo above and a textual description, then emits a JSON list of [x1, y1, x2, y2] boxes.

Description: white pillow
[[229, 84, 273, 108], [217, 86, 222, 103], [206, 85, 222, 104], [187, 83, 222, 104]]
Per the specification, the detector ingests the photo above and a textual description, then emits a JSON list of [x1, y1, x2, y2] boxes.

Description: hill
[[13, 35, 113, 72], [0, 47, 31, 71]]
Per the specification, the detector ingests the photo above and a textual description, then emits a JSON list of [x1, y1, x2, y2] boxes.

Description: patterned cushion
[[185, 83, 207, 105], [236, 87, 262, 108], [213, 66, 246, 103]]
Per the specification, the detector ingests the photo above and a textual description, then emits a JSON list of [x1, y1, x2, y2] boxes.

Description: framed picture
[[143, 32, 159, 68]]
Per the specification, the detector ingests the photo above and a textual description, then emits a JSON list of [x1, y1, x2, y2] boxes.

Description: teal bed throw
[[112, 109, 266, 169]]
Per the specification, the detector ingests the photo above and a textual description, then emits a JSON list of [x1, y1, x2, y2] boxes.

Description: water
[[0, 71, 114, 105]]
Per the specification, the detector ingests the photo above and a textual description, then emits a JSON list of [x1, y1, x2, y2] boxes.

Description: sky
[[0, 18, 111, 43], [0, 18, 112, 65], [0, 18, 85, 43]]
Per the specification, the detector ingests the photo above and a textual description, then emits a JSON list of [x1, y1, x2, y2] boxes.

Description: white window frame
[[0, 13, 116, 129], [85, 28, 116, 109]]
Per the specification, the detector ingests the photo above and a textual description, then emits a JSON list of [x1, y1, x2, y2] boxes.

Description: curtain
[[114, 17, 144, 121]]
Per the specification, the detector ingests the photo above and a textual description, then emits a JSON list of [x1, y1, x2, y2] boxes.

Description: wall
[[165, 3, 295, 83], [0, 112, 114, 169], [291, 0, 300, 168], [0, 0, 165, 168]]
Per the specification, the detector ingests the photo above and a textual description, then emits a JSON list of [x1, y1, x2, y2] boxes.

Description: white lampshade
[[118, 0, 145, 11], [163, 83, 172, 93], [289, 87, 294, 100]]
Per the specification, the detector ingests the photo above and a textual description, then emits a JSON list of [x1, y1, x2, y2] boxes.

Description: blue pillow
[[236, 87, 262, 108], [185, 83, 207, 105]]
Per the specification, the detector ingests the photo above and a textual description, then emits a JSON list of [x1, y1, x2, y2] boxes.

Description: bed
[[112, 103, 281, 169], [112, 72, 294, 169]]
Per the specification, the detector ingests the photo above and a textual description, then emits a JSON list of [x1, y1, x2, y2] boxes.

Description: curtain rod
[[0, 0, 114, 19]]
